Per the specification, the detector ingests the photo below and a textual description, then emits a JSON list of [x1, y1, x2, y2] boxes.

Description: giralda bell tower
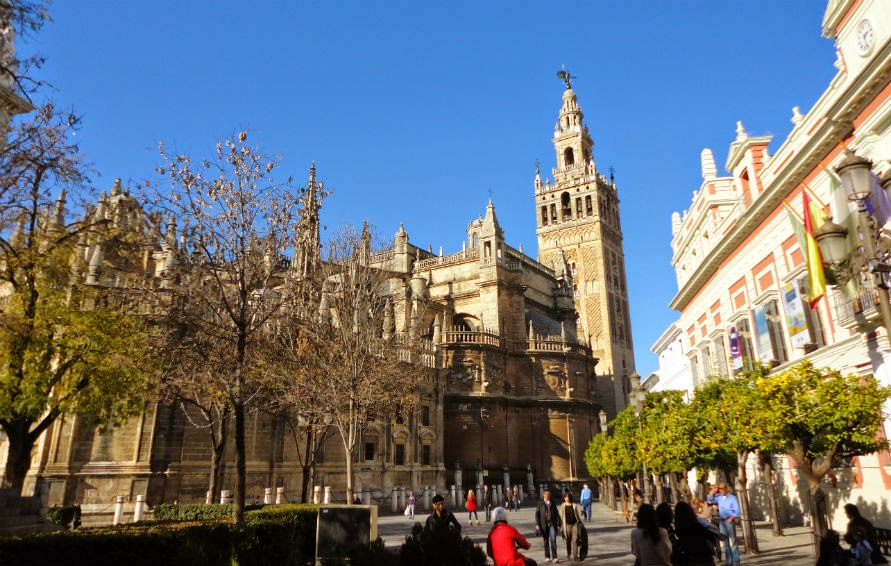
[[534, 74, 635, 413]]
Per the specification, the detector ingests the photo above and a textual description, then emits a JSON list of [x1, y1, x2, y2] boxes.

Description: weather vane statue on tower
[[556, 67, 575, 90]]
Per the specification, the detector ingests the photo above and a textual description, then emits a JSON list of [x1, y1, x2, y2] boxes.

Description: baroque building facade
[[3, 81, 636, 517], [654, 0, 891, 528]]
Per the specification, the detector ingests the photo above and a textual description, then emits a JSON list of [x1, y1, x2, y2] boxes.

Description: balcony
[[829, 285, 882, 332]]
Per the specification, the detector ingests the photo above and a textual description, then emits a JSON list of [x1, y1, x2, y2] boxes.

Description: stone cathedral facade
[[4, 83, 636, 517]]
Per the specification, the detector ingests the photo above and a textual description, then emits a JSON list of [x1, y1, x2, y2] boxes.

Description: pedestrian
[[631, 503, 672, 566], [816, 530, 850, 566], [558, 491, 585, 563], [425, 494, 462, 534], [706, 482, 740, 566], [466, 488, 481, 526], [487, 506, 537, 566], [850, 527, 874, 566], [513, 486, 521, 511], [844, 503, 888, 564], [406, 490, 416, 520], [507, 486, 516, 510], [673, 501, 718, 566], [580, 483, 592, 521], [535, 488, 562, 563], [656, 502, 677, 550]]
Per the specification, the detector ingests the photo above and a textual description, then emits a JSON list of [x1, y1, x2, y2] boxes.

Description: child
[[851, 527, 873, 566]]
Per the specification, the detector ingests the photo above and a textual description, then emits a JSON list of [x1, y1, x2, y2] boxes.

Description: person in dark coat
[[673, 501, 717, 566], [425, 494, 462, 534], [535, 488, 562, 563]]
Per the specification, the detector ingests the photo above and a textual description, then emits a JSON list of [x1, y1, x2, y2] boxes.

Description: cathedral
[[5, 80, 636, 518]]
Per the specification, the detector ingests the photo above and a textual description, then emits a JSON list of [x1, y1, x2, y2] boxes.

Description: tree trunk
[[759, 452, 783, 536], [736, 450, 759, 554], [1, 419, 36, 495], [233, 399, 246, 521], [668, 472, 681, 503], [654, 473, 665, 504], [300, 427, 314, 503], [208, 412, 227, 503], [808, 482, 829, 559]]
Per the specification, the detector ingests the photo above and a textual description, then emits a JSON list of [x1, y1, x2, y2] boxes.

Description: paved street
[[376, 501, 817, 565]]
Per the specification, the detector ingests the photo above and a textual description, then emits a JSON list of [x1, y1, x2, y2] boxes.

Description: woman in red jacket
[[487, 507, 536, 566], [466, 489, 480, 526]]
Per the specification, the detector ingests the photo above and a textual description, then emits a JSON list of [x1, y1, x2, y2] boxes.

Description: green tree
[[0, 107, 155, 493], [691, 367, 770, 554], [637, 390, 696, 503], [756, 360, 890, 546]]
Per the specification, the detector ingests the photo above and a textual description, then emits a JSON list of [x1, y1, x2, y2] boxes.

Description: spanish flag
[[802, 189, 827, 307]]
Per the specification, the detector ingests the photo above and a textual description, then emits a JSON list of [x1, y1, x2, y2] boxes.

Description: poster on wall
[[753, 306, 774, 362], [782, 282, 809, 348], [728, 326, 743, 370]]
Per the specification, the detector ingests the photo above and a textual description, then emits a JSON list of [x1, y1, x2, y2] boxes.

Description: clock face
[[857, 19, 874, 55]]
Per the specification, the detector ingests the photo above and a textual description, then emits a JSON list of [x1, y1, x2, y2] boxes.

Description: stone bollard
[[518, 485, 524, 503], [220, 490, 232, 505], [495, 484, 502, 506], [133, 494, 146, 522], [458, 487, 464, 507], [398, 487, 406, 509], [276, 487, 284, 504], [423, 486, 431, 510], [391, 488, 399, 513], [264, 488, 273, 504], [323, 486, 332, 504], [113, 495, 125, 525], [449, 485, 457, 508], [313, 486, 321, 504]]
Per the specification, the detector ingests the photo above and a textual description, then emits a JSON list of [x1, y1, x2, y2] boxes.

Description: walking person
[[580, 484, 592, 521], [507, 486, 516, 511], [535, 488, 562, 563], [513, 486, 521, 511], [707, 482, 740, 566], [406, 490, 416, 520], [466, 488, 480, 526], [558, 492, 585, 563], [487, 506, 537, 566], [631, 503, 672, 566], [673, 501, 718, 566], [844, 503, 889, 564]]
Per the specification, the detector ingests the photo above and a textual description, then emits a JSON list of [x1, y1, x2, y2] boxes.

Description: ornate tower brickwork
[[535, 81, 635, 414]]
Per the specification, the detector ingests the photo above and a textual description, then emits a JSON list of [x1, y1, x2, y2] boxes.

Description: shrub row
[[0, 504, 487, 566], [0, 504, 318, 566]]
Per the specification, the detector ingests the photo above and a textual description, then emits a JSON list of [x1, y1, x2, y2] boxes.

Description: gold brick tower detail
[[534, 83, 635, 414]]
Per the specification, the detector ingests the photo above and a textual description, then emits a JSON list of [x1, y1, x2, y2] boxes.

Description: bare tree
[[269, 224, 429, 503], [149, 131, 303, 523]]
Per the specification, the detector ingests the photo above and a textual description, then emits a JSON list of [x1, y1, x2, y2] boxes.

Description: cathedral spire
[[294, 162, 322, 278], [552, 78, 593, 180]]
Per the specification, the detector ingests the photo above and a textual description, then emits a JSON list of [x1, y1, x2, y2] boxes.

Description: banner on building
[[753, 306, 774, 362], [728, 326, 743, 370], [782, 281, 810, 348]]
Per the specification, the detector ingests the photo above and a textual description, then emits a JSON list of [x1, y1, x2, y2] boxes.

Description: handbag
[[404, 505, 411, 516]]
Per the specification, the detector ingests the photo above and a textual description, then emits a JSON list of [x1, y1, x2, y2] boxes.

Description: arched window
[[585, 196, 593, 216], [563, 147, 575, 166], [541, 205, 549, 226], [561, 192, 572, 220], [550, 204, 557, 223]]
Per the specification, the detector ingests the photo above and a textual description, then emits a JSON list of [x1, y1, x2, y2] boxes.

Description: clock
[[856, 18, 874, 56]]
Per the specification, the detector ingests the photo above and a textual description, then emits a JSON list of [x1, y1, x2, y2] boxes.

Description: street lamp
[[628, 372, 651, 505], [814, 153, 891, 337]]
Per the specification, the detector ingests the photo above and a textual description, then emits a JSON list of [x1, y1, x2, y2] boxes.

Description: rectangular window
[[422, 444, 431, 466], [541, 206, 549, 226], [364, 442, 375, 461], [550, 204, 558, 223], [712, 337, 727, 377], [395, 443, 405, 466], [765, 300, 788, 364], [421, 406, 430, 426], [585, 196, 593, 216], [576, 198, 582, 218], [734, 318, 756, 372]]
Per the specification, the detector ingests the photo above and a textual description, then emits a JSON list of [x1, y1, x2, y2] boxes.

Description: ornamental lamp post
[[628, 372, 651, 505], [814, 152, 891, 338]]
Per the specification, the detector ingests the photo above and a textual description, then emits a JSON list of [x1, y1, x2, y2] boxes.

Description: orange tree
[[755, 361, 890, 547], [690, 366, 771, 554], [637, 390, 697, 503]]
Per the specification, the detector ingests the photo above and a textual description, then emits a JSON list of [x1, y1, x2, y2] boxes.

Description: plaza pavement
[[375, 500, 818, 565]]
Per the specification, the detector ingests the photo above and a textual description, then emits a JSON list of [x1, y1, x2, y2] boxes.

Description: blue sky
[[31, 1, 837, 375]]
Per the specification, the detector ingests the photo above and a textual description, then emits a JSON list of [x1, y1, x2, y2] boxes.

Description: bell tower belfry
[[534, 75, 635, 414]]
